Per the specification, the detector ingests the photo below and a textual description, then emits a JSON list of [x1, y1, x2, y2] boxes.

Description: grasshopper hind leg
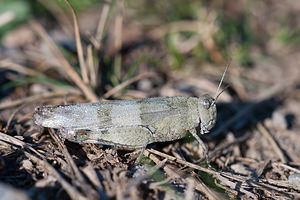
[[136, 139, 149, 164], [135, 125, 158, 164]]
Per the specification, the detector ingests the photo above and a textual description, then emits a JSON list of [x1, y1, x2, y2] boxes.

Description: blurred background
[[1, 0, 299, 101], [0, 0, 300, 199]]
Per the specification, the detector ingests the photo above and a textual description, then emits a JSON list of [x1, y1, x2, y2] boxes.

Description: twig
[[184, 178, 195, 200], [145, 148, 298, 198], [209, 131, 251, 159], [29, 20, 98, 102], [193, 176, 222, 200], [24, 151, 88, 200], [146, 148, 299, 198], [264, 178, 300, 191], [48, 129, 98, 199], [64, 0, 89, 84], [235, 157, 300, 174], [103, 72, 155, 99], [257, 122, 287, 163], [81, 163, 107, 198], [0, 132, 44, 159], [145, 149, 217, 176], [0, 59, 40, 76], [214, 178, 239, 196], [219, 171, 296, 196], [275, 163, 300, 174], [144, 149, 221, 199], [143, 150, 181, 179], [4, 103, 28, 133]]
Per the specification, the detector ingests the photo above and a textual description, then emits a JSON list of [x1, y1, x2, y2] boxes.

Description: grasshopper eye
[[202, 98, 210, 109]]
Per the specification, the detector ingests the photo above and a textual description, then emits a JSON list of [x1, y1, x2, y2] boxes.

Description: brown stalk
[[94, 0, 112, 49], [63, 0, 89, 84], [114, 0, 123, 51], [87, 44, 97, 87]]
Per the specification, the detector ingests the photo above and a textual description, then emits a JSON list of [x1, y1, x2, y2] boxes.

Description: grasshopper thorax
[[197, 94, 217, 134]]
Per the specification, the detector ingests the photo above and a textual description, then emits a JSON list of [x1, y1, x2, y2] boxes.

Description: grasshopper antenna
[[214, 58, 231, 100]]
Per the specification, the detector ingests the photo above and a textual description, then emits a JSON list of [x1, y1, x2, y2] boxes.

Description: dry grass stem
[[114, 0, 123, 51], [103, 72, 155, 99], [87, 44, 97, 87], [0, 59, 40, 76], [95, 0, 112, 49], [257, 122, 287, 163], [0, 91, 80, 110], [63, 0, 89, 84]]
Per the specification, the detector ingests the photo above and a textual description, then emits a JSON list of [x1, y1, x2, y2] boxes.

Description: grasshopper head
[[196, 59, 230, 134], [197, 94, 217, 134]]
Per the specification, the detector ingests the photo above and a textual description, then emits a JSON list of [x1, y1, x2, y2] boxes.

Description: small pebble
[[231, 163, 252, 175], [288, 173, 300, 186], [21, 159, 33, 171], [272, 111, 287, 130]]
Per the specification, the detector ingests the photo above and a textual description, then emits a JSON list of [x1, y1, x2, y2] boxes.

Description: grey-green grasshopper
[[34, 63, 229, 164]]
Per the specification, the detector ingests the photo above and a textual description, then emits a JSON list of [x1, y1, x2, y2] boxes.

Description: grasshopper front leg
[[189, 128, 210, 167]]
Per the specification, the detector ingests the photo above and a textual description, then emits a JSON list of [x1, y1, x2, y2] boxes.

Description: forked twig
[[145, 149, 217, 175], [0, 132, 44, 160]]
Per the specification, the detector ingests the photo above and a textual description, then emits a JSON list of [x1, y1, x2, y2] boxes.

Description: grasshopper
[[34, 63, 229, 164]]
